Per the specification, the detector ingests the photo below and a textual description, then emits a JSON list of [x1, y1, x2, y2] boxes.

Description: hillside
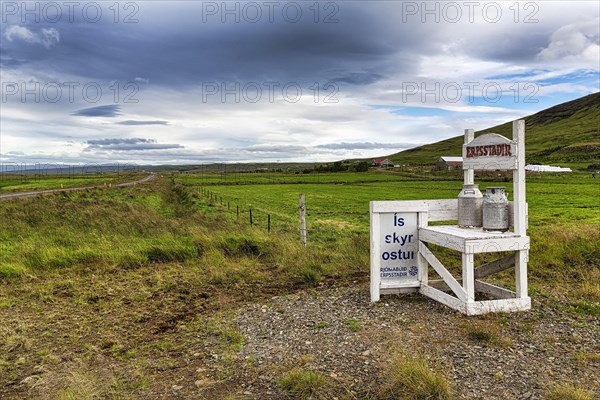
[[387, 92, 600, 165]]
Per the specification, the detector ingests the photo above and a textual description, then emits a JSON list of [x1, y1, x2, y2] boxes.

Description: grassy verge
[[0, 176, 371, 398]]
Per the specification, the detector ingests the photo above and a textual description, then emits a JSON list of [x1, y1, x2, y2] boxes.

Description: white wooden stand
[[370, 121, 531, 315], [418, 121, 530, 315]]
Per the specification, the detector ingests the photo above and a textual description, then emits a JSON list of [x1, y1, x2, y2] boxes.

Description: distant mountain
[[386, 92, 600, 165]]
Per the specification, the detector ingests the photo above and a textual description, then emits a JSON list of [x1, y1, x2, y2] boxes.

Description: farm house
[[435, 156, 463, 170]]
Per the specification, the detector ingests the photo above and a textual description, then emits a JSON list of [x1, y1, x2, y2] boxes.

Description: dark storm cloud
[[85, 138, 182, 151], [464, 32, 550, 63], [117, 120, 169, 126], [72, 105, 121, 117], [331, 72, 385, 85], [0, 2, 432, 87]]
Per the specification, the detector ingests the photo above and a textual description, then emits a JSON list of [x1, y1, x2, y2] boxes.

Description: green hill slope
[[387, 92, 600, 166]]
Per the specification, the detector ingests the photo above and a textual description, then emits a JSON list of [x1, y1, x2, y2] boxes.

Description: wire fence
[[194, 185, 366, 242], [198, 186, 276, 233]]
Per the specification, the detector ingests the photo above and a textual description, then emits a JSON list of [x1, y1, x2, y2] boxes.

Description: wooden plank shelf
[[419, 225, 530, 253]]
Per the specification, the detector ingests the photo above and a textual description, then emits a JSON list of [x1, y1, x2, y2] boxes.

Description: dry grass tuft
[[378, 353, 456, 400]]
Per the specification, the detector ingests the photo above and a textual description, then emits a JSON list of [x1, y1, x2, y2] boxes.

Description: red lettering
[[466, 142, 513, 158]]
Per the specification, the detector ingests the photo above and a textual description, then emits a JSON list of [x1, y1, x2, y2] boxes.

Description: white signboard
[[378, 212, 419, 282], [463, 133, 517, 170], [370, 201, 425, 301]]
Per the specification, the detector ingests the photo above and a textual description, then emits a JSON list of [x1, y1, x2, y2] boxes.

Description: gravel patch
[[234, 284, 599, 399]]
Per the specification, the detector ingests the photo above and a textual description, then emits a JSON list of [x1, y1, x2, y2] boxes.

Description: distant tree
[[355, 161, 369, 172]]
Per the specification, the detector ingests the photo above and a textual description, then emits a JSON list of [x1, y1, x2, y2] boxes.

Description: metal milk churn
[[458, 184, 483, 228], [483, 187, 509, 232]]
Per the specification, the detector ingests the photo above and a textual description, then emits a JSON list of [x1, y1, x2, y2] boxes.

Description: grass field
[[177, 171, 599, 294], [0, 171, 598, 398], [177, 170, 600, 230], [0, 172, 145, 193]]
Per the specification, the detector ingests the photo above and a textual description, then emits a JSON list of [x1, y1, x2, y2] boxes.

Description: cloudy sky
[[1, 1, 598, 165]]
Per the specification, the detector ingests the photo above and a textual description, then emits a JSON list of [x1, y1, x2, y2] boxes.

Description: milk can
[[458, 184, 483, 228], [483, 187, 509, 232]]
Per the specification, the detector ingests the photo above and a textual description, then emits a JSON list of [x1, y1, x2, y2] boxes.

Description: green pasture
[[179, 172, 600, 232], [176, 170, 428, 185]]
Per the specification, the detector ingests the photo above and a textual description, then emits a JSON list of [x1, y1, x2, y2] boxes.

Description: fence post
[[250, 208, 253, 226], [299, 194, 307, 247], [237, 205, 239, 217], [268, 214, 271, 233]]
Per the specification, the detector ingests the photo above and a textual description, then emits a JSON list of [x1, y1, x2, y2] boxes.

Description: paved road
[[0, 173, 157, 200]]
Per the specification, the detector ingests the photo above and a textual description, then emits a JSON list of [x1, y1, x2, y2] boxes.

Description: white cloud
[[538, 18, 600, 68], [40, 28, 60, 49], [3, 25, 60, 49], [4, 25, 38, 43]]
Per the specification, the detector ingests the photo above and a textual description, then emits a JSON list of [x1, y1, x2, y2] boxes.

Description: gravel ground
[[233, 283, 599, 399]]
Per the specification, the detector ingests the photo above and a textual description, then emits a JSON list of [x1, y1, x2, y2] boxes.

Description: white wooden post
[[299, 194, 307, 247], [370, 204, 381, 302], [515, 249, 528, 298], [417, 212, 429, 286], [462, 253, 475, 302], [513, 120, 528, 298], [461, 120, 475, 305], [512, 120, 527, 235], [464, 129, 475, 185]]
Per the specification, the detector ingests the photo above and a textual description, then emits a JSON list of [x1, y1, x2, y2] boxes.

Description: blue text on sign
[[384, 233, 414, 245]]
